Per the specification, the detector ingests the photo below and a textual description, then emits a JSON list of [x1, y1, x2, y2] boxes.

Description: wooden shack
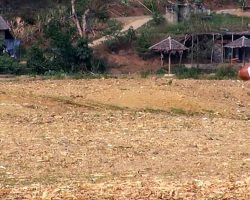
[[0, 15, 14, 40]]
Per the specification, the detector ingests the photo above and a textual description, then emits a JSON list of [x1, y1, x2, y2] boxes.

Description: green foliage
[[152, 12, 165, 25], [27, 46, 48, 74], [0, 53, 20, 74], [91, 57, 108, 73], [214, 64, 237, 80], [103, 19, 122, 37], [140, 70, 152, 78], [45, 19, 77, 71], [173, 66, 202, 79], [104, 27, 136, 52], [135, 29, 153, 54], [239, 0, 246, 9], [156, 68, 167, 75], [143, 0, 158, 12], [75, 38, 93, 71]]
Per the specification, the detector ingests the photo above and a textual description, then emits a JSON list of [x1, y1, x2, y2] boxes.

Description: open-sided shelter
[[224, 36, 250, 64], [149, 36, 188, 74]]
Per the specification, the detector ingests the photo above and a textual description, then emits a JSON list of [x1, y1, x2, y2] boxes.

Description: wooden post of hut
[[168, 51, 171, 75], [221, 34, 224, 63], [161, 52, 164, 66], [191, 34, 194, 67], [231, 34, 234, 64], [211, 34, 215, 63]]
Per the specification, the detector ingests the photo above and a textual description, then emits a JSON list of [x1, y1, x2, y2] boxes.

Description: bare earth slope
[[0, 78, 250, 199]]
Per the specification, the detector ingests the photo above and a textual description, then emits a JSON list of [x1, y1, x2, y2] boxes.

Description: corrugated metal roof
[[0, 16, 10, 30]]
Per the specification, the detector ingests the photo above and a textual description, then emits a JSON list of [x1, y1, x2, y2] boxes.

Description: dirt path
[[90, 16, 152, 47], [0, 78, 250, 199], [216, 8, 250, 18]]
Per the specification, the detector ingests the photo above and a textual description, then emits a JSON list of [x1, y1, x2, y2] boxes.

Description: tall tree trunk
[[71, 0, 83, 37], [82, 9, 90, 36], [71, 0, 91, 38]]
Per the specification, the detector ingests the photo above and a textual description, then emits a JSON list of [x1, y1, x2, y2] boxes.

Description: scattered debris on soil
[[0, 78, 249, 199]]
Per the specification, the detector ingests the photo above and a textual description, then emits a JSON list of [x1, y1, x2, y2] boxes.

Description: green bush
[[104, 27, 136, 52], [27, 46, 48, 74], [173, 66, 202, 79], [152, 12, 165, 25], [135, 29, 153, 54], [75, 38, 93, 72], [140, 70, 153, 78], [91, 57, 108, 73], [0, 53, 20, 74], [156, 68, 167, 75], [103, 19, 122, 37], [214, 64, 237, 80]]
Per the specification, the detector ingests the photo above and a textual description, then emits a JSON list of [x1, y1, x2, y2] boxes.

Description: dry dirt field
[[0, 77, 250, 199]]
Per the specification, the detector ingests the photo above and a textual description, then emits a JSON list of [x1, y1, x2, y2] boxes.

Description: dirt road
[[0, 78, 250, 199], [90, 16, 152, 47], [216, 8, 250, 18]]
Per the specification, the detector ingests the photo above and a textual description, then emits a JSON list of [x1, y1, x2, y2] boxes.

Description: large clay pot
[[239, 65, 250, 81]]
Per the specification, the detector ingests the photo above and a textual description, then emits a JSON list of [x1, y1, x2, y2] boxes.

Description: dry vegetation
[[0, 77, 250, 199]]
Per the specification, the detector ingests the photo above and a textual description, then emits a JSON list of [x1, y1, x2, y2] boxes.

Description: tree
[[71, 0, 90, 37], [239, 0, 246, 26]]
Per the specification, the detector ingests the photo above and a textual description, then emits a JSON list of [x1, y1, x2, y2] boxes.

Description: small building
[[0, 15, 20, 58], [165, 1, 210, 24]]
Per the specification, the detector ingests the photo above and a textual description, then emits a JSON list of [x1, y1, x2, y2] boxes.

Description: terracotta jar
[[239, 66, 250, 81]]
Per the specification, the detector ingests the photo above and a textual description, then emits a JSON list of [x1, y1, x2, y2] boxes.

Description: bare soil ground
[[0, 77, 250, 199]]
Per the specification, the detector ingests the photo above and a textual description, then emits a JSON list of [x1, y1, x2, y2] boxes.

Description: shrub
[[173, 66, 202, 79], [140, 70, 152, 78], [156, 68, 167, 75], [135, 29, 153, 54], [152, 12, 165, 25], [75, 38, 93, 72], [214, 64, 237, 80], [27, 46, 48, 74], [104, 27, 136, 52], [91, 57, 108, 73], [0, 53, 20, 74], [103, 19, 122, 37]]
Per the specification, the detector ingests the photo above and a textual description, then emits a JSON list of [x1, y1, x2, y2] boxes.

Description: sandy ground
[[0, 77, 250, 199]]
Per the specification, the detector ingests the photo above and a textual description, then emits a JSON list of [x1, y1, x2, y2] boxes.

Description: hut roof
[[225, 36, 250, 48], [149, 36, 188, 52], [0, 16, 10, 30]]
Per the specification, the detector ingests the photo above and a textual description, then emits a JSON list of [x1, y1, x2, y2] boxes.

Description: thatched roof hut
[[149, 36, 188, 52], [225, 36, 250, 64], [149, 36, 188, 75], [224, 36, 250, 48]]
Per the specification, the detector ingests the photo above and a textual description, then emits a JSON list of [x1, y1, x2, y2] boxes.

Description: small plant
[[135, 29, 153, 54], [173, 66, 202, 79], [171, 107, 187, 115], [214, 64, 237, 80], [103, 19, 122, 37], [156, 68, 167, 75], [27, 45, 48, 74], [140, 70, 152, 78], [0, 53, 20, 74], [152, 12, 165, 25]]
